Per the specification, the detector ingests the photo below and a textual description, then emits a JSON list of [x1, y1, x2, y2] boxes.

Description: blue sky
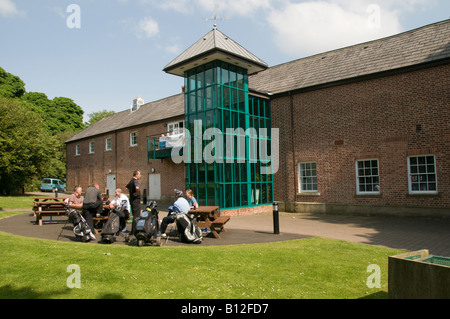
[[1, 0, 448, 121]]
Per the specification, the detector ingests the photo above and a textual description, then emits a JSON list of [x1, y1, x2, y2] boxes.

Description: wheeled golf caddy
[[133, 201, 161, 247], [101, 200, 129, 244], [64, 205, 96, 242]]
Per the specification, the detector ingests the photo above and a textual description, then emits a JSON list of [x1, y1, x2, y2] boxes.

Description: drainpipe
[[114, 130, 118, 184], [289, 92, 297, 204]]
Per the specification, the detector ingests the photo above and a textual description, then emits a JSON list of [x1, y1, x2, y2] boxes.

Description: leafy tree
[[86, 109, 115, 126], [0, 67, 25, 99], [0, 67, 87, 193], [0, 97, 59, 194], [22, 92, 85, 135]]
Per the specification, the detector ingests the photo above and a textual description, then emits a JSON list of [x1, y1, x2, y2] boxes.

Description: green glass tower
[[164, 27, 273, 209]]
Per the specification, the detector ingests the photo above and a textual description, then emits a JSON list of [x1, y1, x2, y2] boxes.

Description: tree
[[22, 93, 85, 135], [0, 97, 59, 194], [0, 66, 87, 193], [86, 109, 115, 126], [0, 67, 25, 99]]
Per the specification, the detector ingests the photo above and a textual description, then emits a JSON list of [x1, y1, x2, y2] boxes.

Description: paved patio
[[0, 202, 449, 256]]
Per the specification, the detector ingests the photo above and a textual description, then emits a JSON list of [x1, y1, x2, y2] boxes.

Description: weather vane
[[202, 4, 230, 29]]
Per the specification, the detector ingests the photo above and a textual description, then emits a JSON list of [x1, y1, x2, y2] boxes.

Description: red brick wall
[[66, 117, 185, 200], [271, 64, 450, 209]]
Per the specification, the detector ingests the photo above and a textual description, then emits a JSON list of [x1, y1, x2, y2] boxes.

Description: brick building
[[66, 20, 450, 216]]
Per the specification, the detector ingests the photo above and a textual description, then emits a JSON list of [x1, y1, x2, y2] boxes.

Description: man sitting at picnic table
[[65, 186, 83, 210], [160, 189, 190, 239], [109, 188, 130, 233]]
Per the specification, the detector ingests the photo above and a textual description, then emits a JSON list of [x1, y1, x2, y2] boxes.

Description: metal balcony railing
[[147, 130, 185, 160]]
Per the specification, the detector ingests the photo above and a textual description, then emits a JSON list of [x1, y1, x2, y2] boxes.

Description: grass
[[0, 195, 37, 211], [0, 195, 404, 299]]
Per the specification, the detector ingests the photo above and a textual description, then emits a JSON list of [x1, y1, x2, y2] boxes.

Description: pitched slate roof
[[66, 20, 449, 143], [249, 19, 450, 95], [164, 27, 268, 76], [65, 93, 184, 143]]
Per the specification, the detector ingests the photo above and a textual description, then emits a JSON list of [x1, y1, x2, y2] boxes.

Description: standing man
[[126, 170, 141, 235], [82, 182, 103, 234]]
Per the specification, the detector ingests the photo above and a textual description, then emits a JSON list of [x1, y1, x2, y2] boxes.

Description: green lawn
[[0, 195, 37, 210], [0, 196, 403, 299]]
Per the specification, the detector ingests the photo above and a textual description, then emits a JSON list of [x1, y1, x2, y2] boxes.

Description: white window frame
[[167, 121, 184, 136], [105, 137, 112, 151], [130, 132, 137, 147], [407, 155, 438, 194], [298, 162, 318, 193], [355, 159, 380, 195], [89, 141, 95, 154], [75, 144, 80, 156]]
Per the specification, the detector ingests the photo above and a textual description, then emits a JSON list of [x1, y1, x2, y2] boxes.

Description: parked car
[[40, 178, 66, 193]]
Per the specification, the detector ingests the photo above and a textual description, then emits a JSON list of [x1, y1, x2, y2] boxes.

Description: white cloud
[[126, 0, 439, 57], [135, 17, 159, 38], [267, 1, 403, 57], [0, 0, 24, 17], [195, 0, 272, 17]]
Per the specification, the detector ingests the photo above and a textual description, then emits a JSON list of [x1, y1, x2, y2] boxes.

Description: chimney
[[132, 96, 144, 112]]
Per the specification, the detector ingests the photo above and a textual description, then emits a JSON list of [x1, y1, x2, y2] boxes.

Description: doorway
[[148, 174, 161, 200], [106, 174, 116, 198]]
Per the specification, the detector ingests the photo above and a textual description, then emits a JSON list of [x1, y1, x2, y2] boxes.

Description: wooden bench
[[92, 216, 109, 234], [32, 200, 67, 226], [209, 216, 231, 239], [190, 206, 231, 239]]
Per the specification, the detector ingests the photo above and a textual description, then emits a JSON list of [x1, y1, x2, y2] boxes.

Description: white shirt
[[174, 197, 191, 214], [111, 194, 130, 212]]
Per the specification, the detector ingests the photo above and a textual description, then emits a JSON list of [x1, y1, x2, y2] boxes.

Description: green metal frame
[[184, 61, 274, 209]]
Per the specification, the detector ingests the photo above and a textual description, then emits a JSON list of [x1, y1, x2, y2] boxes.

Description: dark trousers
[[82, 201, 102, 231], [130, 198, 141, 234], [161, 214, 176, 234]]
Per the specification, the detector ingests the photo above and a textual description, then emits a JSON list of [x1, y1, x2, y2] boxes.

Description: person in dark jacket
[[82, 182, 102, 234], [126, 170, 141, 235]]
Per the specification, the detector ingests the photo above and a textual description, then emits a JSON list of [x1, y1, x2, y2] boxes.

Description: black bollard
[[273, 202, 280, 234], [143, 189, 147, 204]]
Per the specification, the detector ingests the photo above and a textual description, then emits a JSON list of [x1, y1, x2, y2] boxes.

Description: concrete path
[[227, 211, 450, 256]]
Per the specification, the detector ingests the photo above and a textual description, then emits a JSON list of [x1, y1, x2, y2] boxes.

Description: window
[[299, 162, 318, 192], [75, 145, 80, 156], [408, 155, 437, 194], [89, 142, 95, 154], [130, 132, 137, 147], [356, 159, 380, 194], [105, 138, 112, 151], [168, 121, 184, 135]]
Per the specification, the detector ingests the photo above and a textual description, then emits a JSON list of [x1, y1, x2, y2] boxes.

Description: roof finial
[[202, 3, 229, 29]]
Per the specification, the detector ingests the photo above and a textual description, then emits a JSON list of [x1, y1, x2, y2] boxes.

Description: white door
[[149, 174, 161, 200], [106, 175, 116, 198]]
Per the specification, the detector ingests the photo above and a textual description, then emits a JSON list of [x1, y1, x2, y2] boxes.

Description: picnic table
[[92, 205, 111, 234], [32, 197, 67, 226], [189, 206, 230, 239]]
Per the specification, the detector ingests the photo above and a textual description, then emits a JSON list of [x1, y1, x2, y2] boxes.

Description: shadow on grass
[[98, 293, 125, 299], [0, 284, 70, 299], [359, 291, 388, 299]]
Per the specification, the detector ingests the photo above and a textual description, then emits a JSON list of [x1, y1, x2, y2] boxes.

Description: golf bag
[[134, 201, 161, 247], [67, 207, 96, 242], [176, 212, 202, 244], [101, 200, 128, 244]]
